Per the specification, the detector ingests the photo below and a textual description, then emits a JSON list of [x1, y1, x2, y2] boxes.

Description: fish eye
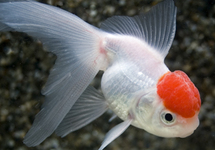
[[161, 111, 176, 125]]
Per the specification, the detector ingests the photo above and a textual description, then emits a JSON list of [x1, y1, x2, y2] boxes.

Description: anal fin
[[55, 86, 108, 137]]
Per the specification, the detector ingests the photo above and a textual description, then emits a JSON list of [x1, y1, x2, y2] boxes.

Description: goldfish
[[0, 0, 201, 149]]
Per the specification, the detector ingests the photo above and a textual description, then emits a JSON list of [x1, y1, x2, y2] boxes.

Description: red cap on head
[[157, 71, 201, 118]]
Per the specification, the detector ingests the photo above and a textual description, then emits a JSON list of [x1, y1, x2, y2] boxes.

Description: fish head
[[133, 70, 201, 138]]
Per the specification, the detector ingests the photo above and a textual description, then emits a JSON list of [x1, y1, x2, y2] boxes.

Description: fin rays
[[0, 1, 104, 146], [100, 0, 177, 58]]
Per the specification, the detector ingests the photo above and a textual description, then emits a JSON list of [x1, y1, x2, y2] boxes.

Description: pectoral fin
[[99, 119, 132, 150]]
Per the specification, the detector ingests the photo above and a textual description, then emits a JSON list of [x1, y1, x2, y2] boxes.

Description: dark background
[[0, 0, 215, 150]]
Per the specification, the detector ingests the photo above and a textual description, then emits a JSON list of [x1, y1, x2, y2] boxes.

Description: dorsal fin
[[100, 0, 177, 57]]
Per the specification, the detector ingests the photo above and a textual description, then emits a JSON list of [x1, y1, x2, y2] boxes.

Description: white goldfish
[[0, 0, 201, 149]]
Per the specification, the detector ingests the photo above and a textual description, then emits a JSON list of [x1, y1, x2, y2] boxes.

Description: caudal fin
[[0, 1, 106, 146]]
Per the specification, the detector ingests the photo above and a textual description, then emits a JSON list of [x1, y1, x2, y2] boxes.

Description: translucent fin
[[0, 1, 105, 146], [100, 0, 177, 57], [108, 114, 117, 122], [98, 119, 132, 150], [55, 86, 108, 137]]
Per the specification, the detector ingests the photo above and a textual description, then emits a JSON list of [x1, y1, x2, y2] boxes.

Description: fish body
[[101, 34, 168, 121], [0, 0, 201, 149]]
